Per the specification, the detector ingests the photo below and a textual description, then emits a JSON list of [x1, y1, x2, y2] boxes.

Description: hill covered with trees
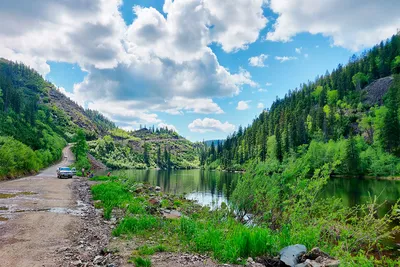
[[0, 58, 115, 179], [204, 34, 400, 177], [88, 127, 203, 170]]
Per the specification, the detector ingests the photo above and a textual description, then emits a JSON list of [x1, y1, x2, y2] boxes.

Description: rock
[[246, 257, 265, 267], [163, 210, 181, 219], [295, 248, 339, 267], [302, 247, 333, 261], [93, 255, 104, 264], [148, 198, 160, 206], [280, 244, 307, 267]]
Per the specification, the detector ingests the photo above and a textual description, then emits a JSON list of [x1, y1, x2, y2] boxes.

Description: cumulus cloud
[[295, 47, 302, 54], [265, 82, 272, 86], [248, 53, 269, 67], [188, 118, 235, 133], [0, 0, 265, 127], [257, 103, 265, 109], [258, 88, 268, 93], [266, 0, 400, 51], [275, 56, 297, 63], [236, 100, 251, 110]]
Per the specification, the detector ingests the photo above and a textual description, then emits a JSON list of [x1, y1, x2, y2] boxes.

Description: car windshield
[[60, 167, 71, 171]]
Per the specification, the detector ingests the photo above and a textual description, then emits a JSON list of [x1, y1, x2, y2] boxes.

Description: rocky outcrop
[[87, 153, 107, 169], [276, 245, 339, 267], [280, 245, 307, 266], [362, 76, 394, 106]]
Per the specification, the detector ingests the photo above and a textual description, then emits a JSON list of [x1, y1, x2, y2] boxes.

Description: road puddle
[[0, 192, 37, 199], [0, 193, 16, 199]]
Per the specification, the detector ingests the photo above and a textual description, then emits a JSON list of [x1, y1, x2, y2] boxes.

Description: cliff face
[[362, 76, 394, 106]]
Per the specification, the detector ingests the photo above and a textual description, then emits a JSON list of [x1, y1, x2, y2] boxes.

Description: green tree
[[392, 55, 400, 74], [382, 75, 400, 154], [143, 142, 150, 166], [342, 135, 361, 175], [352, 72, 369, 90]]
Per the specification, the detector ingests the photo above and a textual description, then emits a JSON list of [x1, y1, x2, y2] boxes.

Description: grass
[[90, 175, 118, 181], [91, 175, 400, 266], [134, 245, 167, 256], [128, 256, 152, 267], [91, 181, 133, 219], [112, 215, 161, 237]]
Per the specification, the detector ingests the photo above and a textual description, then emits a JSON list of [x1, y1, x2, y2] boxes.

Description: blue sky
[[2, 0, 399, 141]]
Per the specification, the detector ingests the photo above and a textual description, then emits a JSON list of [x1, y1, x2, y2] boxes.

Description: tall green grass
[[112, 215, 160, 237], [180, 216, 277, 263], [91, 181, 132, 219]]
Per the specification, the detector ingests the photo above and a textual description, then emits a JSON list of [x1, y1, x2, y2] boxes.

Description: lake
[[99, 169, 400, 214]]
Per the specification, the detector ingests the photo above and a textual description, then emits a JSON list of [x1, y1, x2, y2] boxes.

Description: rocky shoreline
[[57, 177, 120, 267], [62, 178, 340, 267]]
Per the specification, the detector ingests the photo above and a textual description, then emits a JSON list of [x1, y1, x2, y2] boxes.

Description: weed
[[128, 256, 151, 267], [112, 215, 160, 237], [134, 245, 167, 256]]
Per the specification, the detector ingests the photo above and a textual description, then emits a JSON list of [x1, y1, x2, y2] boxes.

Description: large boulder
[[280, 244, 307, 266]]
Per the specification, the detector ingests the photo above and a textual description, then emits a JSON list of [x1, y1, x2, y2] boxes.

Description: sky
[[1, 0, 399, 141]]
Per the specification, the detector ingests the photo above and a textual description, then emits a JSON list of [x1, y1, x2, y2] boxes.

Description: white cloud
[[265, 82, 272, 86], [258, 88, 268, 93], [236, 100, 251, 110], [248, 53, 269, 67], [266, 0, 400, 51], [275, 56, 297, 63], [0, 0, 265, 127], [257, 103, 265, 109], [304, 53, 309, 58], [188, 118, 235, 133], [315, 45, 319, 48], [295, 47, 302, 54], [158, 123, 178, 133]]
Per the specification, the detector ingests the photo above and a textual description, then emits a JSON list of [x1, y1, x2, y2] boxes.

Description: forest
[[202, 34, 400, 178]]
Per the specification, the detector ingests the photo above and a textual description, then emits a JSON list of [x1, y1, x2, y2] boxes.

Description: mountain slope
[[0, 59, 114, 179], [206, 34, 400, 177]]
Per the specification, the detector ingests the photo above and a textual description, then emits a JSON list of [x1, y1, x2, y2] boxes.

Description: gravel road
[[0, 146, 98, 267]]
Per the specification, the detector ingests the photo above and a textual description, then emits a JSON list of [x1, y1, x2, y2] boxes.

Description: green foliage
[[112, 215, 160, 236], [382, 75, 400, 154], [91, 181, 133, 219], [72, 129, 91, 171], [0, 136, 41, 178], [392, 55, 400, 74], [352, 72, 369, 89], [204, 35, 400, 178], [88, 130, 202, 170], [128, 256, 152, 267]]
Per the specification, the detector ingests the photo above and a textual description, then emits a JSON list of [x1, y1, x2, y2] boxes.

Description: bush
[[0, 136, 41, 179]]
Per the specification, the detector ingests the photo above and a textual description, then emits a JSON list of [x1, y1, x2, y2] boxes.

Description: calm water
[[100, 169, 400, 214]]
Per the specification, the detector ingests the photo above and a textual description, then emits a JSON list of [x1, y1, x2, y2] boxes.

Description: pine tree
[[382, 75, 400, 154]]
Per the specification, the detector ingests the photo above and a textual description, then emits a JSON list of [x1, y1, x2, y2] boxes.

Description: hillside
[[88, 127, 203, 170], [205, 34, 400, 177], [0, 59, 115, 179]]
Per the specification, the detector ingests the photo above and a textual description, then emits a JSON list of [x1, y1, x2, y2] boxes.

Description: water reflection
[[101, 169, 400, 214], [103, 169, 241, 207], [322, 177, 400, 218]]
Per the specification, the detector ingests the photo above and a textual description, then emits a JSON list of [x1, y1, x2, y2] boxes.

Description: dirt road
[[0, 146, 81, 267]]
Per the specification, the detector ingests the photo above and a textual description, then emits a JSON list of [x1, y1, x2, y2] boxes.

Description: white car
[[57, 167, 73, 179]]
